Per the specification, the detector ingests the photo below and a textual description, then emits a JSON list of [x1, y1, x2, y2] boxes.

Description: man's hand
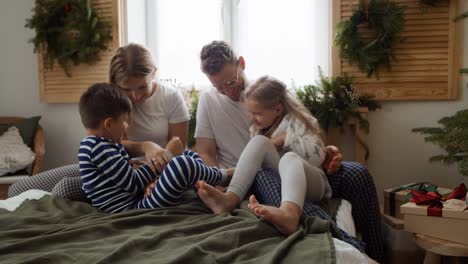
[[322, 145, 343, 175]]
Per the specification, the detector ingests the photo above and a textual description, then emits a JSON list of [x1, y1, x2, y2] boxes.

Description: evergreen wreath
[[25, 0, 112, 76], [419, 0, 440, 7], [334, 0, 405, 79]]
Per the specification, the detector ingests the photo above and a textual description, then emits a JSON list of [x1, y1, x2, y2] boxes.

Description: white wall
[[0, 0, 85, 170], [0, 0, 467, 203]]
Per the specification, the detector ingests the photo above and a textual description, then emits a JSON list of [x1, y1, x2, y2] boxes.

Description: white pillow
[[0, 127, 36, 176]]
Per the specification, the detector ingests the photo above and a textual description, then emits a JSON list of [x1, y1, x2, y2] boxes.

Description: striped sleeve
[[86, 139, 156, 194]]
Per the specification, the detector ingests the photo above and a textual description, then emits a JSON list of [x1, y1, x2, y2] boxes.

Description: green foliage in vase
[[187, 90, 199, 149], [296, 68, 381, 133], [412, 109, 468, 177]]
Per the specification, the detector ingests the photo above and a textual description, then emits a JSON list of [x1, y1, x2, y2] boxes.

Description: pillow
[[0, 127, 36, 176], [0, 116, 41, 148]]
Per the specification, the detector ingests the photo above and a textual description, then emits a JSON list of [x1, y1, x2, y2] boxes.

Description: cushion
[[0, 127, 36, 176], [0, 116, 41, 148]]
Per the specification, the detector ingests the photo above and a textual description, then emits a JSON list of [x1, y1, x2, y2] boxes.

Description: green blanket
[[0, 192, 336, 264]]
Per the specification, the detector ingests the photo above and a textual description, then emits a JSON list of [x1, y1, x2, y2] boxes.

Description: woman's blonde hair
[[245, 76, 322, 136], [109, 43, 157, 86]]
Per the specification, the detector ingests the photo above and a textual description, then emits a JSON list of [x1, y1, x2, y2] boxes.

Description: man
[[194, 40, 384, 263]]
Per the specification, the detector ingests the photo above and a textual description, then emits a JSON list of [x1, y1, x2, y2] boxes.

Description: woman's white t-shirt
[[127, 83, 190, 147]]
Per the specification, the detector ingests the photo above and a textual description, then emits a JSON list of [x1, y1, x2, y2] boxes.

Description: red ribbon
[[65, 2, 70, 15], [365, 0, 369, 21], [445, 183, 467, 200], [410, 183, 467, 217]]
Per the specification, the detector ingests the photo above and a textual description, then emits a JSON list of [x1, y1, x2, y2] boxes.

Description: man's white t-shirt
[[195, 88, 250, 168], [127, 84, 190, 147]]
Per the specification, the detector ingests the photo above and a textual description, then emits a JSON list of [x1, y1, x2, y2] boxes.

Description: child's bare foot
[[166, 137, 184, 156], [248, 195, 301, 236], [196, 180, 239, 214]]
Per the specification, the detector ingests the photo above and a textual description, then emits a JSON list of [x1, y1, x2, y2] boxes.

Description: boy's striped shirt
[[78, 136, 156, 213]]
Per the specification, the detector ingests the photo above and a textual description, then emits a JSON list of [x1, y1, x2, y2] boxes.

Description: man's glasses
[[220, 66, 240, 89]]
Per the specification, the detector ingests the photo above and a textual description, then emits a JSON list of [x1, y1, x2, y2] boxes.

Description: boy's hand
[[322, 145, 343, 175], [129, 159, 145, 169], [221, 167, 235, 187], [144, 180, 158, 198]]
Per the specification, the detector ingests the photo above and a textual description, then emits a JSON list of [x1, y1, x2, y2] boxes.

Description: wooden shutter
[[332, 0, 461, 100], [38, 0, 124, 103]]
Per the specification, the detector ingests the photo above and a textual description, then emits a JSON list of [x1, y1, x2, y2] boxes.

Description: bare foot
[[196, 180, 239, 214], [248, 195, 301, 236], [166, 137, 184, 156]]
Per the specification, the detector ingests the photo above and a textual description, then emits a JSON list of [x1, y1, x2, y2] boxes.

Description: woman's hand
[[270, 133, 286, 152], [322, 145, 343, 175], [143, 142, 169, 174]]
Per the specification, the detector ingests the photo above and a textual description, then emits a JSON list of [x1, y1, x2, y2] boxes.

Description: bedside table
[[414, 234, 468, 264]]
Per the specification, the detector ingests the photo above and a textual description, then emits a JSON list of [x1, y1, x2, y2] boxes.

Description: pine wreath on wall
[[25, 0, 112, 76], [419, 0, 441, 7], [334, 0, 405, 79]]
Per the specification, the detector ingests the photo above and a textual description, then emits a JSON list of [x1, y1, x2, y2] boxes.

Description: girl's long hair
[[245, 76, 321, 136]]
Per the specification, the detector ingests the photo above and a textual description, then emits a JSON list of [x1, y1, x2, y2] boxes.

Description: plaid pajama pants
[[8, 164, 86, 201], [251, 162, 384, 263], [9, 161, 383, 262]]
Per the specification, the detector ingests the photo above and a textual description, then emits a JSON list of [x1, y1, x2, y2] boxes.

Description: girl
[[198, 76, 332, 235]]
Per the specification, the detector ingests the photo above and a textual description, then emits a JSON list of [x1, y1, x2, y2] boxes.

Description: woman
[[9, 43, 190, 200]]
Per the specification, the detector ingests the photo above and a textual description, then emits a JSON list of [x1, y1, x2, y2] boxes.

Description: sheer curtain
[[125, 0, 331, 89]]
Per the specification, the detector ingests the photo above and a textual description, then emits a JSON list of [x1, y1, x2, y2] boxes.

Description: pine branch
[[454, 11, 468, 22], [412, 109, 468, 177]]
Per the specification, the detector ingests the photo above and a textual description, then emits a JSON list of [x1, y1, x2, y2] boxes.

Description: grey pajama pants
[[228, 135, 331, 208]]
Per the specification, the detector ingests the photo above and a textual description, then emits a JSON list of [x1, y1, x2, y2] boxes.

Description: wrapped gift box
[[383, 183, 452, 219], [401, 202, 468, 245]]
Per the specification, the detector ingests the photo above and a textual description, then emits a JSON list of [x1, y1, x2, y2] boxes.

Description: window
[[126, 0, 331, 89]]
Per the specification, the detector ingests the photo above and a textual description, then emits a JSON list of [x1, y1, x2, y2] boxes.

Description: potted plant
[[412, 109, 468, 178], [187, 89, 199, 149], [295, 68, 381, 160]]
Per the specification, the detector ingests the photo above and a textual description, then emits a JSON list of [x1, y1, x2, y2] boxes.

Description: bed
[[0, 190, 368, 264]]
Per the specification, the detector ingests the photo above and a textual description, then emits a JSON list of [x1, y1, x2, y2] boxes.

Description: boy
[[78, 83, 232, 213]]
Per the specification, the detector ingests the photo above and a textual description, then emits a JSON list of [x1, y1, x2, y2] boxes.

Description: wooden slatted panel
[[332, 0, 460, 100], [38, 0, 123, 103]]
